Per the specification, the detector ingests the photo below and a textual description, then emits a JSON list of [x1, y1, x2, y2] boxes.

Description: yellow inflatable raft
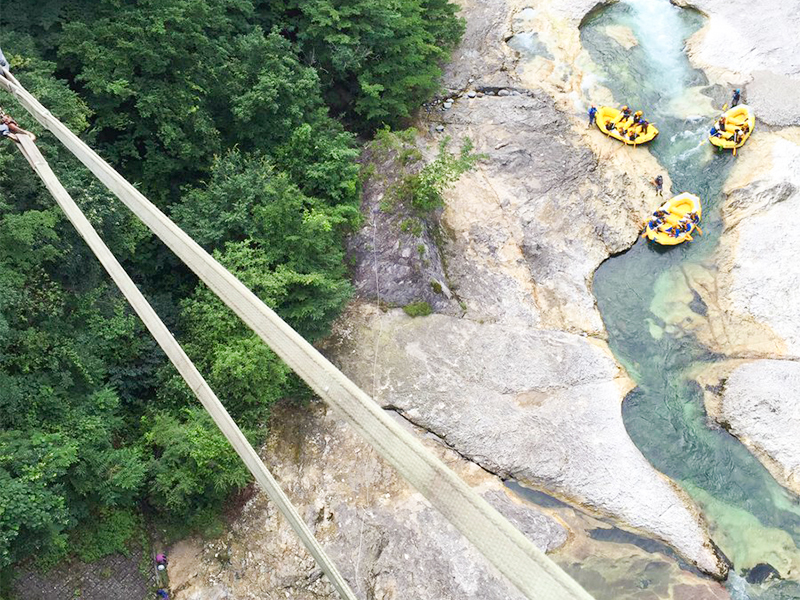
[[596, 106, 659, 145], [709, 104, 754, 154], [642, 193, 702, 246]]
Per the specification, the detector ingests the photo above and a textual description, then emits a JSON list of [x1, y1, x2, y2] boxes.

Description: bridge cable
[[11, 132, 360, 600]]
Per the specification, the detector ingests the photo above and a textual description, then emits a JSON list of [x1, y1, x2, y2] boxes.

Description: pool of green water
[[581, 1, 800, 598]]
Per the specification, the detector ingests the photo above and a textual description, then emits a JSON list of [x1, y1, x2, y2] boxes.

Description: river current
[[580, 1, 800, 598]]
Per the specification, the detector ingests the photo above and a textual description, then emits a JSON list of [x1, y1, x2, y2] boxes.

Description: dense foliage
[[0, 0, 463, 577]]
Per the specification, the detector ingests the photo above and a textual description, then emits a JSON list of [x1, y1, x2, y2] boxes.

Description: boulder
[[717, 360, 800, 496], [327, 305, 727, 577], [677, 0, 800, 82]]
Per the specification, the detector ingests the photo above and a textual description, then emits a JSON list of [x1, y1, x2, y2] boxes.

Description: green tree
[[0, 0, 465, 573], [144, 408, 253, 515], [58, 0, 254, 196], [172, 149, 359, 278], [0, 431, 77, 567], [0, 31, 153, 569], [256, 0, 464, 129]]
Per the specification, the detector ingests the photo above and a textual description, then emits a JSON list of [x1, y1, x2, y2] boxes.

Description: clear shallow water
[[582, 1, 800, 598]]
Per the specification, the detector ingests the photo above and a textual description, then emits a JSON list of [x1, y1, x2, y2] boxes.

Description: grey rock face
[[430, 90, 654, 333], [168, 402, 567, 600], [746, 72, 800, 126], [349, 85, 653, 330], [440, 0, 515, 93], [678, 0, 800, 126], [348, 148, 456, 313], [679, 0, 800, 80], [720, 360, 800, 496], [715, 138, 800, 355], [328, 306, 726, 577]]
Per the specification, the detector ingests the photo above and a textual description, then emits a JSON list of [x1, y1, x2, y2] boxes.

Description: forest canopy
[[0, 0, 463, 574]]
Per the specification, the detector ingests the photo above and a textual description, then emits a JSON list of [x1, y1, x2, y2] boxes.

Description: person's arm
[[7, 122, 35, 141]]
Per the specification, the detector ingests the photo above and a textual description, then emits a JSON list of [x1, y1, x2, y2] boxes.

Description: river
[[579, 1, 800, 598]]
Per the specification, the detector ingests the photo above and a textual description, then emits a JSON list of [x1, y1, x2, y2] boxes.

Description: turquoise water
[[581, 1, 800, 598]]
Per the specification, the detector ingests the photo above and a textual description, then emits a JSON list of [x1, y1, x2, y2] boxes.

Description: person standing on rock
[[588, 104, 597, 128], [653, 174, 664, 196], [731, 88, 741, 107]]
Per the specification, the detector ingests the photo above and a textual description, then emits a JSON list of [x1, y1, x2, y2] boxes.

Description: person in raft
[[621, 105, 632, 120], [653, 174, 664, 196], [709, 125, 722, 138], [648, 209, 669, 230], [632, 110, 643, 125], [588, 104, 597, 128], [718, 114, 727, 132], [734, 128, 743, 145], [731, 88, 741, 107]]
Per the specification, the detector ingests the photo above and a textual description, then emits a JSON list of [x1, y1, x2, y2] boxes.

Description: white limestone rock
[[719, 360, 800, 496], [328, 306, 727, 577], [678, 0, 800, 81]]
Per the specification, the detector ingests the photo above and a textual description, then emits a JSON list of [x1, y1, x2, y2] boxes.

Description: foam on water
[[625, 0, 692, 99], [728, 573, 753, 600]]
